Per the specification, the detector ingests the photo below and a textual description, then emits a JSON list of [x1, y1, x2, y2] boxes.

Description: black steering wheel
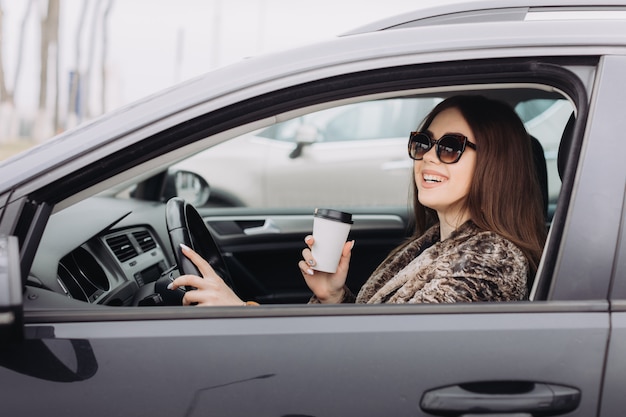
[[160, 197, 234, 303]]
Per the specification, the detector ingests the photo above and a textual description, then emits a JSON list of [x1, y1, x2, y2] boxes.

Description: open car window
[[120, 92, 573, 212], [28, 75, 582, 311]]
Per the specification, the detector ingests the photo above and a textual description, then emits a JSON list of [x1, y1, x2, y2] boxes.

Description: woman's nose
[[422, 145, 439, 163]]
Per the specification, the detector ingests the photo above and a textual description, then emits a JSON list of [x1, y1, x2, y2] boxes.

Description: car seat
[[557, 113, 576, 180], [530, 135, 549, 222], [530, 113, 576, 301]]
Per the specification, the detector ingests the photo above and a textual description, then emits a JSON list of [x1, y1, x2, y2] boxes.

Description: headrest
[[557, 113, 576, 180], [530, 135, 548, 219]]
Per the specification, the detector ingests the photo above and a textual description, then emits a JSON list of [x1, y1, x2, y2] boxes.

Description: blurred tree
[[0, 5, 12, 142], [67, 1, 89, 130], [14, 0, 36, 111], [101, 0, 114, 114], [83, 1, 98, 120], [0, 6, 10, 103], [34, 0, 60, 141], [0, 1, 36, 142], [75, 0, 114, 122], [83, 0, 114, 119]]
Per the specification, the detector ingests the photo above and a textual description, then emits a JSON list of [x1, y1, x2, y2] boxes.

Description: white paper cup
[[311, 208, 353, 273]]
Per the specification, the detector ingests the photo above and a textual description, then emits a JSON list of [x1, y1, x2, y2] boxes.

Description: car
[[1, 1, 625, 415]]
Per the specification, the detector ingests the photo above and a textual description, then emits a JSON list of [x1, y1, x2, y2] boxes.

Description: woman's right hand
[[298, 235, 354, 304]]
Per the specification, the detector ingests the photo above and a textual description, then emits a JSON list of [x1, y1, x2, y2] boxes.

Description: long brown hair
[[404, 95, 547, 273]]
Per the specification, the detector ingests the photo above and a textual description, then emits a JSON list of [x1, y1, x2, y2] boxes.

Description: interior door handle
[[420, 381, 580, 416], [243, 219, 281, 235]]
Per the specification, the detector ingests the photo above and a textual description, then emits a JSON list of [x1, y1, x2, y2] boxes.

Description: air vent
[[133, 230, 157, 252], [106, 234, 138, 262]]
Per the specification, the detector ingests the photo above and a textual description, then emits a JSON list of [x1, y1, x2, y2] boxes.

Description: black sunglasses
[[408, 131, 477, 164]]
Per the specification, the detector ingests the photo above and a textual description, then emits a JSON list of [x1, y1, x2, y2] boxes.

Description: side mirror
[[289, 125, 319, 159], [162, 170, 211, 207], [0, 235, 23, 343]]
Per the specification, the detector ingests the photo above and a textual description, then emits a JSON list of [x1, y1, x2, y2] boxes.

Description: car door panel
[[4, 303, 608, 416], [603, 195, 626, 414], [203, 212, 410, 303], [601, 309, 626, 416], [549, 56, 625, 300]]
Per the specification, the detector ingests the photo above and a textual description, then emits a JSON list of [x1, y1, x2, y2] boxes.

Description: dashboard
[[29, 196, 174, 307]]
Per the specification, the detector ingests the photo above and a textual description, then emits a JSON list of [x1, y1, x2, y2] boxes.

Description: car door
[[200, 208, 411, 304], [603, 205, 626, 417], [589, 55, 626, 417], [0, 302, 608, 416]]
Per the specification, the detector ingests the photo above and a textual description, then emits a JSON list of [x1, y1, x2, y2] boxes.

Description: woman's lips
[[420, 170, 448, 188]]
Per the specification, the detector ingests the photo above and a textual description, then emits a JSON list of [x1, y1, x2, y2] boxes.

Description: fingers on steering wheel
[[180, 244, 215, 277], [182, 290, 202, 306], [169, 274, 203, 291]]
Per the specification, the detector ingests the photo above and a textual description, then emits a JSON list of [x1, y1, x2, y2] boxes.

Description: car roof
[[343, 0, 626, 34]]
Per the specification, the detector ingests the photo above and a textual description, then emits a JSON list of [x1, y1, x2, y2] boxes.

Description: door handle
[[420, 381, 580, 416], [243, 219, 281, 235]]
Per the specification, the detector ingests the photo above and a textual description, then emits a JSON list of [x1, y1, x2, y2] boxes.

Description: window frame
[[18, 56, 600, 322]]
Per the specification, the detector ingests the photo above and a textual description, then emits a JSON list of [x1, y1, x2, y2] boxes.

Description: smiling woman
[[301, 95, 547, 304], [412, 106, 478, 233]]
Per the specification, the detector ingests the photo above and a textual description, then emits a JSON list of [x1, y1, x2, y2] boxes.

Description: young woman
[[169, 95, 547, 305], [300, 95, 546, 304]]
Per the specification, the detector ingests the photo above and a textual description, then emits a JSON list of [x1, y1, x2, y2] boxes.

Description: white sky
[[2, 0, 456, 116]]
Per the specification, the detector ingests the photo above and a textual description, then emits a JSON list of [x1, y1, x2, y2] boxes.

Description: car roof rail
[[341, 0, 626, 35]]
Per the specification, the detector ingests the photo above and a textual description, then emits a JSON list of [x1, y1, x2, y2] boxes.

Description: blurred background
[[0, 0, 442, 159]]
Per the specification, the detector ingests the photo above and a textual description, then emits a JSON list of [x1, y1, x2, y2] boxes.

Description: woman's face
[[414, 107, 477, 224]]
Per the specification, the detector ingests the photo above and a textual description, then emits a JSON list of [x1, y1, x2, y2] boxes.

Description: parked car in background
[[1, 1, 626, 416]]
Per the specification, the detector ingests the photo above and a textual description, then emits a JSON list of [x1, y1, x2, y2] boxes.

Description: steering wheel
[[160, 197, 234, 304]]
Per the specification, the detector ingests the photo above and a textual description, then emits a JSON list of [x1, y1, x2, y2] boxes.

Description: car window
[[171, 97, 438, 209], [24, 68, 592, 315], [516, 99, 556, 122], [169, 94, 573, 211]]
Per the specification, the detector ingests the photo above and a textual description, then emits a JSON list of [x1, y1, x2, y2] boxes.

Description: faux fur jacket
[[313, 221, 529, 304]]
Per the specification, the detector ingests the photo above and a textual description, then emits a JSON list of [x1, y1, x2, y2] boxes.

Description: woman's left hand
[[168, 244, 244, 306]]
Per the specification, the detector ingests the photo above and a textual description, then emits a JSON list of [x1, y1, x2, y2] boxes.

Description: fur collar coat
[[338, 221, 528, 304]]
